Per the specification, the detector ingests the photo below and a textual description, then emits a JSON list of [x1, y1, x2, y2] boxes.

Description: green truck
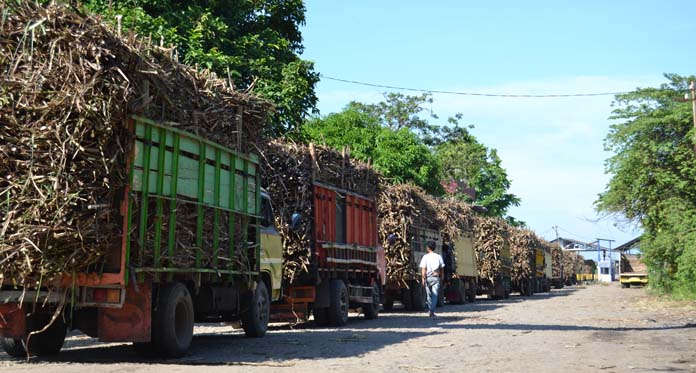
[[0, 117, 271, 357]]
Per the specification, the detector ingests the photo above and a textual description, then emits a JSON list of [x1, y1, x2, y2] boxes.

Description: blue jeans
[[425, 277, 440, 314]]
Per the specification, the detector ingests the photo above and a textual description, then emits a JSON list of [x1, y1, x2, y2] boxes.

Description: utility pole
[[553, 226, 560, 244]]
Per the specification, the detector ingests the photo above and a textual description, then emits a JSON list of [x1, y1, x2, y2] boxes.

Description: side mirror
[[289, 212, 302, 232]]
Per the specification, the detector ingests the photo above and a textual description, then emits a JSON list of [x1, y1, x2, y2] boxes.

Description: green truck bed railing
[[125, 116, 261, 284]]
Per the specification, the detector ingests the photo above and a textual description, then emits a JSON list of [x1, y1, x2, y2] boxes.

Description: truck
[[476, 244, 512, 300], [0, 117, 270, 358], [443, 233, 478, 304], [619, 254, 648, 288], [260, 183, 383, 326], [543, 248, 553, 291], [534, 247, 551, 293], [550, 246, 564, 289], [383, 226, 442, 311]]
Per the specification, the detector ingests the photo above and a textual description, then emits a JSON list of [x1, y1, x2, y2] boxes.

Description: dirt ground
[[1, 283, 695, 372]]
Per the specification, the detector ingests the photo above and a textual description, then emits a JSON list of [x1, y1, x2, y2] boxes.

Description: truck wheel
[[383, 294, 394, 311], [362, 284, 380, 320], [241, 281, 270, 338], [1, 314, 67, 357], [151, 282, 194, 358], [313, 307, 330, 326], [449, 280, 464, 305], [401, 288, 413, 310], [328, 280, 349, 326], [468, 281, 477, 303], [411, 282, 427, 311]]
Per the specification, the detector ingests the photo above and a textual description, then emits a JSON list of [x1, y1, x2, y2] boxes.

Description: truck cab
[[259, 192, 283, 302]]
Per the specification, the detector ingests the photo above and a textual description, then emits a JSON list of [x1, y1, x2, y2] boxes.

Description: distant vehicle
[[619, 254, 648, 288], [383, 226, 440, 311], [443, 234, 478, 304]]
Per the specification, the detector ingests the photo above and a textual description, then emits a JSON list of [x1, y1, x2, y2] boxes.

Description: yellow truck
[[443, 233, 478, 304], [534, 248, 551, 293], [620, 254, 648, 288]]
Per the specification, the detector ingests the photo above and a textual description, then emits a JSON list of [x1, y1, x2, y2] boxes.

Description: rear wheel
[[328, 280, 349, 326], [411, 281, 427, 311], [313, 307, 329, 326], [449, 279, 465, 305], [401, 287, 413, 310], [150, 282, 194, 358], [241, 281, 270, 338], [362, 283, 381, 320], [383, 293, 394, 311], [1, 314, 67, 357], [468, 281, 477, 303]]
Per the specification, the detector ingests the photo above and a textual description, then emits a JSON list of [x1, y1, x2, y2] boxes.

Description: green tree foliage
[[303, 104, 442, 194], [303, 94, 521, 219], [82, 0, 319, 134], [596, 73, 696, 298], [435, 124, 520, 218]]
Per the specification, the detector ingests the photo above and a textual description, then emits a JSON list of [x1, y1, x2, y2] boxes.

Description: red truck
[[263, 183, 384, 326]]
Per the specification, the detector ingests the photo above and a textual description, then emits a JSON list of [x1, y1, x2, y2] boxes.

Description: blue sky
[[300, 1, 696, 248]]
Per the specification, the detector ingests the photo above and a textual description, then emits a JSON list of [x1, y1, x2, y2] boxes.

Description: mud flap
[[98, 281, 151, 342], [0, 304, 26, 339]]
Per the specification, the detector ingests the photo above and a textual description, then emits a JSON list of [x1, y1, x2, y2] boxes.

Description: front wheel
[[411, 281, 427, 312], [241, 281, 270, 338]]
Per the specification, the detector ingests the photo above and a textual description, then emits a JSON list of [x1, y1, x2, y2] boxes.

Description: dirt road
[[2, 283, 695, 372]]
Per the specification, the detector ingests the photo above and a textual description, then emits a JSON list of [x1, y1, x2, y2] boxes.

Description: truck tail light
[[84, 287, 123, 305], [93, 288, 107, 302]]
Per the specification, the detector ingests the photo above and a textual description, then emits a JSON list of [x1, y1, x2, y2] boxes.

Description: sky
[[299, 1, 696, 249]]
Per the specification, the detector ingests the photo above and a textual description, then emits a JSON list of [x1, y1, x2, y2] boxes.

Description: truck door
[[259, 194, 283, 301]]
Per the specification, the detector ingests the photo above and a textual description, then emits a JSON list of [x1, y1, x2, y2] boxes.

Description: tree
[[435, 124, 521, 217], [302, 105, 443, 194], [83, 0, 319, 135], [303, 94, 522, 214], [350, 93, 442, 145], [596, 73, 696, 297]]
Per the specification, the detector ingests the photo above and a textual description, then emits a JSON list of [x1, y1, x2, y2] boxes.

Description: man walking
[[419, 241, 444, 317]]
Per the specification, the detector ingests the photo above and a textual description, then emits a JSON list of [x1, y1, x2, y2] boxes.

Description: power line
[[320, 74, 632, 98]]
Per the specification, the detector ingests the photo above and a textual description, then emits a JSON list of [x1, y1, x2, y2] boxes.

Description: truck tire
[[468, 281, 477, 303], [449, 279, 464, 305], [362, 283, 380, 320], [151, 282, 194, 358], [1, 314, 67, 357], [401, 288, 413, 310], [411, 282, 427, 312], [241, 281, 270, 338], [328, 280, 349, 326], [313, 307, 330, 326], [383, 294, 394, 311]]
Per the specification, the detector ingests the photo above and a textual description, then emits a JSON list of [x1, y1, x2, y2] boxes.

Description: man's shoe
[[429, 312, 436, 317]]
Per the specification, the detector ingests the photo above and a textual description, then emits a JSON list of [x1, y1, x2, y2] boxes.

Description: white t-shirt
[[419, 252, 445, 278]]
